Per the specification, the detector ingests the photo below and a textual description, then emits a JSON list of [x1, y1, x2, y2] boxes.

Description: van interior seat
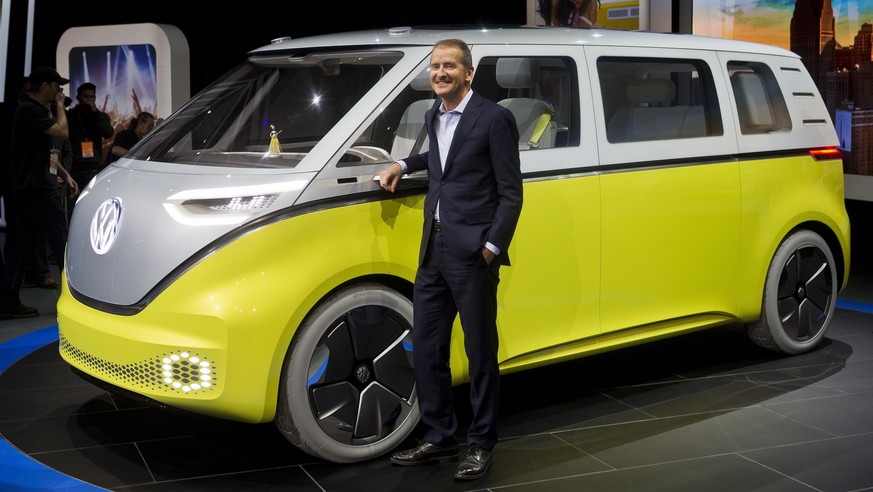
[[391, 69, 435, 159], [607, 78, 706, 142], [731, 71, 777, 134], [495, 57, 557, 150]]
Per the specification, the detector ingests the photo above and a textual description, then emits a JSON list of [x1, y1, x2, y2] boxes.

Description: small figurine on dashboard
[[268, 124, 282, 155]]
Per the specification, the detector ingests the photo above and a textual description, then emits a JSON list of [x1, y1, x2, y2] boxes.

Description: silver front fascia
[[65, 160, 314, 306]]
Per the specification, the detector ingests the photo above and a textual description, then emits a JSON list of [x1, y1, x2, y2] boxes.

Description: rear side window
[[727, 61, 792, 135], [599, 57, 723, 143]]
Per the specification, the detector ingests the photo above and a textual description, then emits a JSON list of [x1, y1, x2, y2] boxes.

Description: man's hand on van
[[378, 162, 403, 192]]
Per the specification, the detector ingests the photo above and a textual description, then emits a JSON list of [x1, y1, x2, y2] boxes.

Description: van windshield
[[130, 50, 404, 168]]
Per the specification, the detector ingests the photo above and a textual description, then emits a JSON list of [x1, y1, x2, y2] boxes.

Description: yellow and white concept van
[[58, 26, 850, 463]]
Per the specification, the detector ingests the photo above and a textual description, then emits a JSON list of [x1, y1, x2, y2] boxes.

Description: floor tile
[[304, 434, 611, 491], [600, 373, 809, 418], [0, 384, 114, 421], [481, 454, 818, 492], [741, 433, 873, 492], [135, 425, 312, 481], [498, 384, 653, 437], [826, 330, 873, 363], [753, 372, 850, 404], [0, 407, 198, 454], [782, 358, 873, 394], [762, 390, 873, 436], [116, 466, 324, 490], [32, 443, 154, 490], [303, 456, 464, 492], [555, 406, 834, 469], [0, 359, 108, 392]]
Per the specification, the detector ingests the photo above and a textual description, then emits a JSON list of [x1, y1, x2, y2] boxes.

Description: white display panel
[[56, 23, 190, 125]]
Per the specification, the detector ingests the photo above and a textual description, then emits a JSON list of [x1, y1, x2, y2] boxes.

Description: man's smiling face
[[429, 45, 474, 107]]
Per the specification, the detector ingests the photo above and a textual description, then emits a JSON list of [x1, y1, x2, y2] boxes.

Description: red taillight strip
[[809, 147, 842, 161]]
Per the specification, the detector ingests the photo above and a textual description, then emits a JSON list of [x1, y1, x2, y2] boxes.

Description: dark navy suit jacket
[[404, 92, 523, 266]]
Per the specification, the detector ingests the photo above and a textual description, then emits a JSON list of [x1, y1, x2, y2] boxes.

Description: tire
[[747, 229, 837, 354], [275, 283, 419, 463]]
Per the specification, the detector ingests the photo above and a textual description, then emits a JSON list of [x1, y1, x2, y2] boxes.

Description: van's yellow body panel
[[492, 174, 602, 373], [736, 155, 851, 316], [600, 161, 742, 332]]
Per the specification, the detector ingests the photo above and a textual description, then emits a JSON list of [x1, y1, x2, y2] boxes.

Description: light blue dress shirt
[[398, 90, 500, 256]]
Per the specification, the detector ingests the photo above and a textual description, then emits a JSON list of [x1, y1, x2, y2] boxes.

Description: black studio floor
[[1, 200, 872, 491]]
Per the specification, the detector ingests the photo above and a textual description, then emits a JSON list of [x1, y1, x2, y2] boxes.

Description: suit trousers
[[413, 227, 501, 451]]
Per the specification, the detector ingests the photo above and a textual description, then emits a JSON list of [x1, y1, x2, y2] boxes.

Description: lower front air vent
[[59, 334, 218, 395]]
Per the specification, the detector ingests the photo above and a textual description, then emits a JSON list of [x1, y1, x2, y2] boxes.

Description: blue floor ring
[[836, 299, 873, 314], [0, 325, 103, 491]]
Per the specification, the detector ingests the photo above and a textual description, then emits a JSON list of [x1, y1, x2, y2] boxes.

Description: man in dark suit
[[379, 38, 523, 481]]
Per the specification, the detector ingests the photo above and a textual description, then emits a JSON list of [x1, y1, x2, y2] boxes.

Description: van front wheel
[[747, 230, 837, 354], [276, 283, 418, 463]]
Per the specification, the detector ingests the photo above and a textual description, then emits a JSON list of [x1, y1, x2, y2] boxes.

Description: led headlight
[[163, 178, 309, 225]]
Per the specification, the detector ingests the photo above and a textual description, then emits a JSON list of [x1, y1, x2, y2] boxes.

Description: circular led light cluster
[[161, 351, 213, 393]]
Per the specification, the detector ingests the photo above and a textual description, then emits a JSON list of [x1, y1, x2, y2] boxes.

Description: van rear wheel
[[276, 283, 418, 463], [747, 230, 837, 354]]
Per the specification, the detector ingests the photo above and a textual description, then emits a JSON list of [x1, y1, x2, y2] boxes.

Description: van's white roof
[[250, 26, 798, 58]]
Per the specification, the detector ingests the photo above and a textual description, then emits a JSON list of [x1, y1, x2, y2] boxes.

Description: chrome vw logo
[[355, 365, 371, 384], [90, 198, 124, 255]]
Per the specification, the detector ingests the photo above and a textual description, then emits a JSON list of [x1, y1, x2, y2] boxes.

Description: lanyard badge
[[81, 140, 94, 158]]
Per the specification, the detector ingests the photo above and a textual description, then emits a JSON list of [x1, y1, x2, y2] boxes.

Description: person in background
[[0, 67, 78, 318], [22, 129, 72, 290], [23, 91, 76, 290], [0, 76, 60, 289], [379, 39, 523, 481], [66, 82, 114, 217], [569, 0, 598, 27], [0, 77, 31, 272], [104, 112, 155, 166]]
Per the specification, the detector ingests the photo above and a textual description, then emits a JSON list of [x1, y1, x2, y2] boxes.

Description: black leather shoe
[[0, 303, 39, 320], [454, 445, 493, 481], [390, 442, 459, 466]]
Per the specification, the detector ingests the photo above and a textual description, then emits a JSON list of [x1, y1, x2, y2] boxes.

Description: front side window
[[599, 56, 723, 143], [349, 66, 436, 165], [473, 56, 579, 150], [130, 50, 403, 168]]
